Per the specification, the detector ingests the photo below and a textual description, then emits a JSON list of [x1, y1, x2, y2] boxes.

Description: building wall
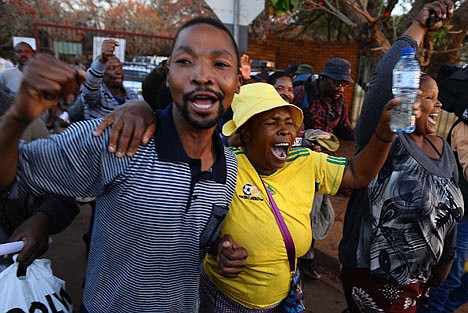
[[248, 37, 360, 114]]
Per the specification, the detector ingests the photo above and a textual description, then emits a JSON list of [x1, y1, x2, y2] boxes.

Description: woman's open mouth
[[271, 142, 290, 160], [428, 112, 439, 126]]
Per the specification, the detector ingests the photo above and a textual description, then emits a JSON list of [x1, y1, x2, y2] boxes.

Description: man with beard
[[78, 39, 138, 120], [0, 42, 35, 95], [0, 17, 247, 312]]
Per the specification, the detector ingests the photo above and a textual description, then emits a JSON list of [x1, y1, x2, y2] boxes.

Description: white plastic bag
[[0, 255, 73, 312]]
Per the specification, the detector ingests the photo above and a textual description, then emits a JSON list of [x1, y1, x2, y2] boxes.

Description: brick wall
[[247, 37, 359, 113]]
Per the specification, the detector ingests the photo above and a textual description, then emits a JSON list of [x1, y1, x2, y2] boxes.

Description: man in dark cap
[[293, 57, 354, 142], [293, 58, 355, 280]]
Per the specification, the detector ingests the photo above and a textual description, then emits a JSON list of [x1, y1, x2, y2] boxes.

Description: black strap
[[423, 135, 443, 158]]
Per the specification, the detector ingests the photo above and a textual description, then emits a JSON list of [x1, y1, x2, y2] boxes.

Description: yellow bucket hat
[[222, 83, 304, 136]]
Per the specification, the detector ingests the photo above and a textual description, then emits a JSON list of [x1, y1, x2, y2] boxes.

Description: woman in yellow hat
[[199, 82, 403, 312]]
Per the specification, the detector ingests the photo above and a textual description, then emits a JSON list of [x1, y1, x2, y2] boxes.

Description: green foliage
[[432, 24, 450, 48], [270, 0, 299, 12]]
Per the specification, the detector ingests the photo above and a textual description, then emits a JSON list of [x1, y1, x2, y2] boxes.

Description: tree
[[262, 0, 468, 76]]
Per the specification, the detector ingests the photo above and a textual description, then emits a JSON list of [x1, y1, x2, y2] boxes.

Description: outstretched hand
[[373, 94, 422, 142], [216, 234, 248, 278], [93, 100, 156, 157], [239, 54, 252, 82]]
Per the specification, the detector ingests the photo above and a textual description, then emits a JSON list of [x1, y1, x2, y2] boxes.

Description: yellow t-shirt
[[204, 147, 347, 308]]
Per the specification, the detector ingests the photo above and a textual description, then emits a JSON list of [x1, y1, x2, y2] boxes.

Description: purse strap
[[261, 180, 296, 272]]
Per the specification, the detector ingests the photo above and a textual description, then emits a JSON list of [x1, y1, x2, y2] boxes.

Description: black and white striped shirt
[[11, 105, 238, 312]]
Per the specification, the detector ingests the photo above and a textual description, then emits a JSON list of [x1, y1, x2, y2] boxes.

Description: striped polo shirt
[[10, 105, 238, 312]]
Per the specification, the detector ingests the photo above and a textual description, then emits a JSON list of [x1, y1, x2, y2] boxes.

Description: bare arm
[[340, 98, 397, 189], [428, 259, 454, 286], [354, 0, 453, 150], [239, 54, 251, 82], [0, 54, 85, 188]]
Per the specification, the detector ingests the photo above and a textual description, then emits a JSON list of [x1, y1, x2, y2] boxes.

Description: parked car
[[122, 62, 153, 99]]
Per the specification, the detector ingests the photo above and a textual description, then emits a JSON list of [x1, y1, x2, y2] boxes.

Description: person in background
[[71, 39, 138, 121], [267, 71, 295, 104], [72, 55, 87, 72], [0, 17, 247, 313], [284, 63, 298, 78], [339, 2, 461, 312], [267, 70, 304, 146], [293, 64, 314, 89], [418, 110, 468, 312], [0, 42, 35, 95], [293, 57, 354, 142]]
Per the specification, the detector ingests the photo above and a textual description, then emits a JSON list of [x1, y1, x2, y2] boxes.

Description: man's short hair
[[267, 71, 292, 86], [170, 16, 240, 69], [14, 41, 35, 52]]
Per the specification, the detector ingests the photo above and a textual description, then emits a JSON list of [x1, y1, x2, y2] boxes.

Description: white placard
[[13, 36, 37, 50]]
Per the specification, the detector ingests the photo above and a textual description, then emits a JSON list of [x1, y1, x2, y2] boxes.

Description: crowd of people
[[0, 0, 466, 312]]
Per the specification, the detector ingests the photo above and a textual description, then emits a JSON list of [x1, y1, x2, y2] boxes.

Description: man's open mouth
[[190, 94, 218, 110]]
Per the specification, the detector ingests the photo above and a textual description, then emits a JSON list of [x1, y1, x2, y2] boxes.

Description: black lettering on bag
[[28, 301, 48, 312], [6, 288, 72, 313], [48, 287, 73, 311]]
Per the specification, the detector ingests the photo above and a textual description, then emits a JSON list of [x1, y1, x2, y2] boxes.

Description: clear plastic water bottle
[[390, 47, 420, 133]]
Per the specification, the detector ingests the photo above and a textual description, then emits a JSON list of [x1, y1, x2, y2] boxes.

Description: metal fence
[[33, 22, 174, 65]]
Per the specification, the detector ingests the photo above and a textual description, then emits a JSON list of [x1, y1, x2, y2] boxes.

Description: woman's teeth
[[272, 142, 289, 160], [428, 113, 438, 125]]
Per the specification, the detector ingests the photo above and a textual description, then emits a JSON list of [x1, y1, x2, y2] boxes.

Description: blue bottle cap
[[401, 47, 416, 55]]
